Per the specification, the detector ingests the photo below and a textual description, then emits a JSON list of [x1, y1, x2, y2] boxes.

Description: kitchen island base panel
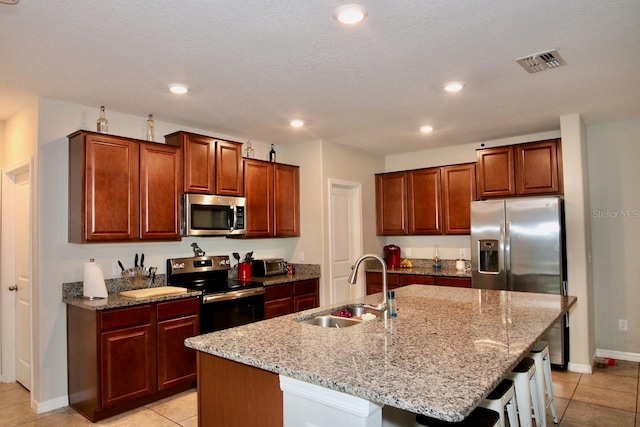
[[197, 353, 283, 427], [280, 375, 383, 427]]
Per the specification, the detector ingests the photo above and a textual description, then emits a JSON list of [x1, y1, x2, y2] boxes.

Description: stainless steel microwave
[[181, 194, 246, 236]]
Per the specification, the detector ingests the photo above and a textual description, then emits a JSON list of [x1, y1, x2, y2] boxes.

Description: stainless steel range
[[166, 255, 265, 334]]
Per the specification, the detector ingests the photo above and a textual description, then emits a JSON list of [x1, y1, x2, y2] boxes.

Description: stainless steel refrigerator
[[471, 196, 568, 368]]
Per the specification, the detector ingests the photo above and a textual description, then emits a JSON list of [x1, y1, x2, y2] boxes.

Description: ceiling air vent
[[516, 49, 567, 73]]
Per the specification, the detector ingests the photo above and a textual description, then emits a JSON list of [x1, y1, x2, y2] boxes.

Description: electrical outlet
[[112, 262, 120, 276], [619, 319, 628, 331], [299, 251, 305, 262], [459, 248, 466, 259]]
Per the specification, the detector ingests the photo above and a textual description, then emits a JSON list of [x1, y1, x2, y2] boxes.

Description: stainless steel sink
[[297, 315, 361, 328], [295, 304, 384, 328]]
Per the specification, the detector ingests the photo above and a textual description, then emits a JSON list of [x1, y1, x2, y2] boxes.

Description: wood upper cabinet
[[166, 132, 215, 194], [165, 131, 243, 196], [515, 139, 563, 195], [69, 131, 139, 242], [477, 139, 562, 198], [244, 159, 274, 237], [69, 131, 182, 243], [408, 168, 442, 235], [376, 163, 475, 236], [216, 140, 243, 196], [274, 163, 300, 237], [243, 159, 300, 238], [139, 142, 182, 240], [476, 146, 515, 198], [376, 172, 408, 235], [441, 163, 476, 235]]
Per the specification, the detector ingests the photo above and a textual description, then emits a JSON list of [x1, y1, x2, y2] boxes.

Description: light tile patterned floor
[[1, 360, 638, 426]]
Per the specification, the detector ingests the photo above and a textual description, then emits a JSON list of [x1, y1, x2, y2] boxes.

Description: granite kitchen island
[[185, 285, 576, 426]]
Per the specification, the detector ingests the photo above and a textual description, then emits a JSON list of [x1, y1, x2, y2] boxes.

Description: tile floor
[[1, 360, 639, 426]]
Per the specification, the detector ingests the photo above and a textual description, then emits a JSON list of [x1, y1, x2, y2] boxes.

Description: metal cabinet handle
[[8, 285, 18, 291]]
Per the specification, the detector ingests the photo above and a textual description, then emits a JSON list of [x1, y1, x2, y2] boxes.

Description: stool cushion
[[416, 407, 499, 427], [530, 340, 548, 353], [486, 379, 514, 400], [512, 357, 535, 373]]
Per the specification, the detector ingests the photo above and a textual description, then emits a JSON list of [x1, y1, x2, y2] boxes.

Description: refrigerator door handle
[[503, 221, 511, 290]]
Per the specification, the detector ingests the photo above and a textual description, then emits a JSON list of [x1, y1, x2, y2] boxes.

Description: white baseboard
[[567, 362, 593, 374], [33, 395, 69, 414], [596, 348, 640, 363]]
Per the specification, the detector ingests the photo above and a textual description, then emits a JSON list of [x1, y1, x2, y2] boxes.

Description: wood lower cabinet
[[365, 272, 469, 294], [243, 159, 300, 238], [68, 130, 182, 242], [477, 139, 562, 198], [264, 279, 319, 319], [165, 131, 243, 196], [67, 297, 199, 422]]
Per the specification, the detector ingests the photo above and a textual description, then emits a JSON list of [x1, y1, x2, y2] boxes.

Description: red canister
[[383, 245, 401, 269]]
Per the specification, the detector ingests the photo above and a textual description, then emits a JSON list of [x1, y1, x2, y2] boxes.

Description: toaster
[[251, 258, 286, 277]]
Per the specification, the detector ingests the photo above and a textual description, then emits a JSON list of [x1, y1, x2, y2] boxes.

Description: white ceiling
[[1, 1, 639, 156]]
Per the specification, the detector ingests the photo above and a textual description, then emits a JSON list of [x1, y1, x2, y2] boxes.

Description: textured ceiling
[[1, 1, 639, 155]]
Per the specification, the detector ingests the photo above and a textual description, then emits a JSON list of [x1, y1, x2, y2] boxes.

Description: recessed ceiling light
[[444, 82, 464, 93], [290, 119, 304, 128], [334, 4, 367, 25], [420, 125, 434, 133], [169, 84, 189, 95]]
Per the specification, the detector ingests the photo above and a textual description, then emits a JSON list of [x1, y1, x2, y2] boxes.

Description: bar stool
[[416, 407, 500, 427], [507, 357, 541, 427], [478, 379, 519, 427], [528, 341, 558, 425]]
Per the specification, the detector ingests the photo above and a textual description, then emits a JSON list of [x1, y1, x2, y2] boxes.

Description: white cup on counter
[[456, 260, 466, 271]]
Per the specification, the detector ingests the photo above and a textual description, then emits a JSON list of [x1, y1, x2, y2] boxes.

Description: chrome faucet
[[348, 254, 388, 312]]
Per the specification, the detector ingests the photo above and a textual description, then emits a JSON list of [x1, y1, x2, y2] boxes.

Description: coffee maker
[[383, 245, 401, 269]]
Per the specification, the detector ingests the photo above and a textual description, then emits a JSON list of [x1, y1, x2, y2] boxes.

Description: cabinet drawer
[[399, 274, 435, 285], [293, 279, 317, 296], [157, 298, 199, 321], [437, 277, 471, 288], [101, 305, 152, 331], [264, 283, 293, 301]]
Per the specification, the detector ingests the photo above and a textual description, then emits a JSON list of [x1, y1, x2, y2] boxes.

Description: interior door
[[329, 182, 362, 304], [15, 170, 31, 389]]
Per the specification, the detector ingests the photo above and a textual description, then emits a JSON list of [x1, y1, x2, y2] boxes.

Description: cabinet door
[[100, 324, 155, 408], [293, 294, 318, 312], [407, 168, 442, 235], [216, 140, 243, 196], [264, 299, 293, 319], [244, 159, 274, 237], [69, 132, 139, 242], [139, 143, 182, 240], [157, 315, 198, 390], [515, 139, 562, 195], [476, 146, 515, 198], [375, 172, 408, 235], [441, 164, 476, 235], [274, 164, 300, 237], [436, 277, 471, 288], [170, 133, 215, 194], [293, 279, 319, 312]]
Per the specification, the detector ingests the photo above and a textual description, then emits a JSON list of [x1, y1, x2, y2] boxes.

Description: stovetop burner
[[166, 255, 262, 295]]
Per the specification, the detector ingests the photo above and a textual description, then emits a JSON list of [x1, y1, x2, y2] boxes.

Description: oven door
[[200, 287, 265, 333]]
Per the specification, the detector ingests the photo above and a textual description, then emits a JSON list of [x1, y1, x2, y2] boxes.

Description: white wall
[[588, 119, 640, 357]]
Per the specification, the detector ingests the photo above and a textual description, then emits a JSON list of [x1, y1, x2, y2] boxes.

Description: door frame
[[1, 157, 34, 389], [327, 179, 364, 304]]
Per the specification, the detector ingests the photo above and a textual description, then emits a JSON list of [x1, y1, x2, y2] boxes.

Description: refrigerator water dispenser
[[478, 239, 499, 273]]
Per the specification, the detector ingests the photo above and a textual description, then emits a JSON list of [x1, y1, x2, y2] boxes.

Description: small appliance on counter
[[383, 245, 401, 269], [251, 258, 287, 277]]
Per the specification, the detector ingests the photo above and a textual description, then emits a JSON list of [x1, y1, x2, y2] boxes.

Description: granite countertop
[[366, 266, 472, 278], [185, 285, 576, 422], [246, 272, 321, 286], [63, 288, 202, 311]]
